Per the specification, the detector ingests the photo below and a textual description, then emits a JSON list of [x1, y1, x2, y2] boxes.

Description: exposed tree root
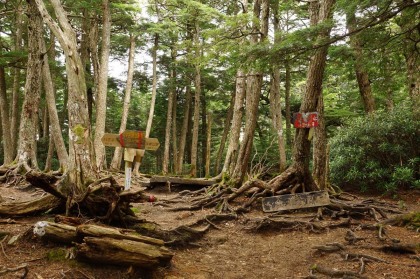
[[0, 264, 28, 278], [310, 264, 368, 278]]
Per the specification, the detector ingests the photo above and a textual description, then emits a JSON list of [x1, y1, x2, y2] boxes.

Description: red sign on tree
[[293, 112, 319, 128]]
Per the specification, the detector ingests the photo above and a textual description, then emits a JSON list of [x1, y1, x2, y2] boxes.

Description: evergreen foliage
[[329, 102, 420, 192]]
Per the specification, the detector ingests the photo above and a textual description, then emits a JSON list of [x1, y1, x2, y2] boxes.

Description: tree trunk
[[289, 0, 335, 192], [163, 45, 177, 174], [190, 22, 202, 177], [40, 34, 69, 170], [285, 59, 292, 146], [205, 112, 212, 177], [270, 2, 287, 172], [222, 69, 245, 176], [94, 0, 111, 170], [172, 88, 179, 173], [176, 82, 192, 174], [215, 92, 234, 174], [232, 0, 268, 184], [0, 67, 13, 165], [10, 2, 24, 158], [35, 0, 95, 190], [16, 0, 43, 171], [312, 94, 327, 189], [111, 35, 136, 171], [346, 9, 375, 114]]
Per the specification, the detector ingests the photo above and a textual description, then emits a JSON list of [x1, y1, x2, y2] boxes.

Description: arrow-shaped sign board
[[101, 133, 160, 151]]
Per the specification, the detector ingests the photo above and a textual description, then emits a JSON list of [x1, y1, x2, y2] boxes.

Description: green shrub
[[329, 103, 419, 192]]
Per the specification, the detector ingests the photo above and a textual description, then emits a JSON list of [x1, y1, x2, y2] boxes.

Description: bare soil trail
[[1, 176, 419, 279]]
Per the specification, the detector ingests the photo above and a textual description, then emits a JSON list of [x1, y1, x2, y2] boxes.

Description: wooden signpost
[[101, 130, 160, 190], [262, 191, 330, 212]]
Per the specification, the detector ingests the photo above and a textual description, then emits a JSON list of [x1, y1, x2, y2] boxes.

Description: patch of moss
[[46, 248, 67, 261], [72, 124, 86, 144]]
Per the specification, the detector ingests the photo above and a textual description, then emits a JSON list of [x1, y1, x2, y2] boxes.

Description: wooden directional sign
[[262, 191, 330, 212], [101, 132, 160, 151]]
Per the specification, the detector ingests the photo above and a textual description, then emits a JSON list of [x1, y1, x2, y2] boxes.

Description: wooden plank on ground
[[149, 176, 216, 187], [262, 191, 330, 213]]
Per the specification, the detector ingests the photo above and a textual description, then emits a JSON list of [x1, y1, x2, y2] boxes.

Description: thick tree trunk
[[163, 46, 177, 174], [94, 0, 111, 170], [40, 34, 69, 170], [285, 59, 292, 145], [111, 35, 136, 171], [0, 67, 13, 165], [190, 22, 202, 177], [222, 69, 246, 176], [346, 9, 375, 114], [289, 0, 335, 192], [16, 0, 43, 171], [35, 0, 95, 190]]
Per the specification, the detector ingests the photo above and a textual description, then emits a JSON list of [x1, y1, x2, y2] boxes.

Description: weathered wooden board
[[149, 176, 216, 187], [262, 191, 330, 212], [101, 133, 160, 150]]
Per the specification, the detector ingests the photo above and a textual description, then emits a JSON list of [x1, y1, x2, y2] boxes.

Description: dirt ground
[[1, 175, 419, 279]]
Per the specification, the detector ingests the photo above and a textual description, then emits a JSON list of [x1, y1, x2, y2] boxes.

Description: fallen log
[[33, 221, 78, 244], [0, 195, 62, 217], [76, 237, 173, 267]]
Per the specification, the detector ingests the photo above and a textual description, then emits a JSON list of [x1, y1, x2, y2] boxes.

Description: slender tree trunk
[[270, 2, 287, 172], [176, 82, 192, 174], [201, 93, 207, 177], [0, 67, 13, 165], [35, 0, 95, 190], [285, 59, 292, 146], [16, 0, 43, 171], [215, 92, 234, 174], [89, 20, 100, 122], [205, 112, 212, 177], [190, 22, 202, 177], [94, 0, 111, 170], [172, 89, 178, 173], [312, 94, 327, 189], [163, 46, 177, 174], [290, 0, 335, 192], [44, 134, 55, 172], [11, 2, 24, 158], [111, 35, 136, 171], [80, 9, 94, 124], [232, 0, 268, 184], [40, 34, 69, 170], [346, 9, 375, 114]]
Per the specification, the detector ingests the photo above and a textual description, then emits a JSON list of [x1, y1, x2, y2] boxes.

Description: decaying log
[[76, 237, 173, 267], [0, 195, 62, 217], [32, 221, 173, 268], [33, 221, 78, 244], [76, 224, 164, 246]]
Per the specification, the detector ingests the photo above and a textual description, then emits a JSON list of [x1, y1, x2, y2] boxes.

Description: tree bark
[[270, 2, 287, 172], [111, 35, 136, 171], [205, 112, 212, 177], [289, 0, 335, 191], [35, 0, 95, 190], [215, 92, 234, 174], [40, 33, 69, 170], [94, 0, 111, 170], [176, 82, 192, 174], [312, 93, 327, 189], [0, 67, 13, 165], [222, 69, 245, 176], [163, 45, 177, 174], [190, 22, 202, 177], [16, 0, 43, 171], [346, 8, 375, 114], [285, 59, 292, 146]]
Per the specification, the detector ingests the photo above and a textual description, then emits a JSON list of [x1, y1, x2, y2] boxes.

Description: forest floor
[[1, 175, 419, 279]]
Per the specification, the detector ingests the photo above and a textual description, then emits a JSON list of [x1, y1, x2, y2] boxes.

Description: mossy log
[[76, 237, 173, 268], [33, 221, 78, 244]]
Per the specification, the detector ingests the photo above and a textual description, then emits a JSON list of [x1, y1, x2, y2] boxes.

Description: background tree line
[[0, 0, 418, 192]]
